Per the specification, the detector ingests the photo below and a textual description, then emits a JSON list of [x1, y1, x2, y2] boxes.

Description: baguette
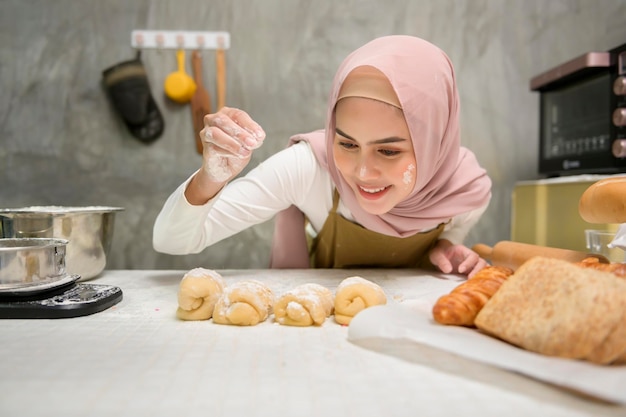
[[432, 265, 513, 327], [578, 176, 626, 223]]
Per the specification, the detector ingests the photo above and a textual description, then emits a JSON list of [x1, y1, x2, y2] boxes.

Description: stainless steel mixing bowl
[[0, 238, 68, 287], [0, 206, 124, 280]]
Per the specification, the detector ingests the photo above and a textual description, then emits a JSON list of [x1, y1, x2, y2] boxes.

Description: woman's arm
[[153, 142, 319, 255]]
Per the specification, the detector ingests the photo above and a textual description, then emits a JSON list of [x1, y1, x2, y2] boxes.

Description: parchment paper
[[348, 287, 626, 405]]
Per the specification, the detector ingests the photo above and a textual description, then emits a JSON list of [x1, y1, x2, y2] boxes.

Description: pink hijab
[[270, 35, 491, 268]]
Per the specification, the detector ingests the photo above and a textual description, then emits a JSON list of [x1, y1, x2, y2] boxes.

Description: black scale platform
[[0, 275, 123, 319]]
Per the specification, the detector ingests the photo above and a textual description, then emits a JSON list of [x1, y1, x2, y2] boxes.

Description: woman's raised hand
[[199, 107, 266, 183]]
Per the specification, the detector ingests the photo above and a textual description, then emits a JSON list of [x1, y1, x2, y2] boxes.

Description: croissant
[[432, 265, 513, 327], [576, 256, 626, 278]]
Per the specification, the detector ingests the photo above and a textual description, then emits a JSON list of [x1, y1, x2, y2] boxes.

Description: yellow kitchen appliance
[[511, 175, 621, 253]]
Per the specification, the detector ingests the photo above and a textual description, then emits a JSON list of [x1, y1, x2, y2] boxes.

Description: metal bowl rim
[[0, 206, 124, 215], [0, 238, 70, 251]]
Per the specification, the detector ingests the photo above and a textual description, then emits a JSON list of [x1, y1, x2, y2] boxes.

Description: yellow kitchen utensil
[[164, 49, 196, 103]]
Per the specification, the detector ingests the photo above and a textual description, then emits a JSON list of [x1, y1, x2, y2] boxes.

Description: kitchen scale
[[0, 274, 123, 319]]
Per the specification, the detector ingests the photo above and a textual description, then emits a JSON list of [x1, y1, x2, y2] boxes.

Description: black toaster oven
[[531, 42, 626, 176]]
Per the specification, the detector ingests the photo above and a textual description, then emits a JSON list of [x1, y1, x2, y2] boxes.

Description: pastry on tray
[[475, 256, 626, 365], [432, 265, 513, 327]]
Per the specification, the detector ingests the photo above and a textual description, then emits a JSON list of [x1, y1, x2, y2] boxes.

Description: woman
[[153, 35, 491, 277]]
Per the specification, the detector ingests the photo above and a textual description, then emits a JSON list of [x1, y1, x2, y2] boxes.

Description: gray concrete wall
[[2, 0, 625, 270]]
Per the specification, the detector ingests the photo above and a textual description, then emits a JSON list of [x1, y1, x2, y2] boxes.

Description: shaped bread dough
[[334, 276, 386, 325], [176, 268, 226, 321], [274, 283, 334, 326], [212, 280, 274, 326]]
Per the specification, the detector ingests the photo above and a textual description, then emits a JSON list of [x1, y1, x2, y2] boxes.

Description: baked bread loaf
[[576, 256, 626, 277], [579, 176, 626, 223], [334, 276, 386, 325], [176, 268, 226, 321], [212, 280, 274, 326], [475, 256, 626, 365], [274, 283, 334, 326], [432, 265, 513, 327]]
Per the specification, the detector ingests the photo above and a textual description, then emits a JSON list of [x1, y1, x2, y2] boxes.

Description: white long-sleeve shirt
[[153, 142, 488, 255]]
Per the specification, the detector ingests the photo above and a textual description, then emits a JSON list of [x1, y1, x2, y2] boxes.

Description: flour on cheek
[[403, 164, 415, 187]]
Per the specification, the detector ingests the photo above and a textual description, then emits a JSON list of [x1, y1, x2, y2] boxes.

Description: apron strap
[[331, 188, 340, 213]]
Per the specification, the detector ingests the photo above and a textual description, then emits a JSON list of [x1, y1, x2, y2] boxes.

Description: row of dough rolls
[[176, 269, 387, 326]]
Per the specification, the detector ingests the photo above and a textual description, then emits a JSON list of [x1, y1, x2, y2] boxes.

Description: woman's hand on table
[[429, 239, 487, 278]]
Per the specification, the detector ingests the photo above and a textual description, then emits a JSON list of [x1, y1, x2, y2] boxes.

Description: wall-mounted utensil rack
[[131, 30, 230, 50]]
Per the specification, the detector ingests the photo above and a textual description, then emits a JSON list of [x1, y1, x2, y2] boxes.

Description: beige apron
[[310, 190, 444, 269]]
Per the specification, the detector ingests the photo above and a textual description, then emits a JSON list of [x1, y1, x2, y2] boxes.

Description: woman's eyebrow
[[336, 127, 408, 144]]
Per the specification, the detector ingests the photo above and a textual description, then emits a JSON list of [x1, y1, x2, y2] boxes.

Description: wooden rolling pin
[[472, 241, 608, 271]]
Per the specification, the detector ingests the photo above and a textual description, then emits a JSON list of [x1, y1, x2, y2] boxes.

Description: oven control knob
[[615, 76, 626, 96], [614, 108, 626, 127], [612, 139, 626, 158]]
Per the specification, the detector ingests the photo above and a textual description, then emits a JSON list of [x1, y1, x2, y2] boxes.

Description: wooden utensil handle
[[472, 243, 493, 260], [472, 241, 609, 270], [191, 51, 203, 86], [216, 49, 226, 110]]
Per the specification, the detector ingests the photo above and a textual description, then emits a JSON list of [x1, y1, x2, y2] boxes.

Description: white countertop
[[0, 269, 623, 417]]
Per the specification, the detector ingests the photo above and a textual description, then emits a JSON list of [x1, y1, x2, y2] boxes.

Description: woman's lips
[[357, 185, 390, 200]]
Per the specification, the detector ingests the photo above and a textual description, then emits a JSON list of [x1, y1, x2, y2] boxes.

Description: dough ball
[[274, 283, 334, 326], [212, 280, 274, 326], [334, 276, 386, 325], [176, 268, 226, 321]]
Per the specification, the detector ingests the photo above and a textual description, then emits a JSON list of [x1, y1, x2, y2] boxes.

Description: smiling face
[[333, 97, 416, 215]]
